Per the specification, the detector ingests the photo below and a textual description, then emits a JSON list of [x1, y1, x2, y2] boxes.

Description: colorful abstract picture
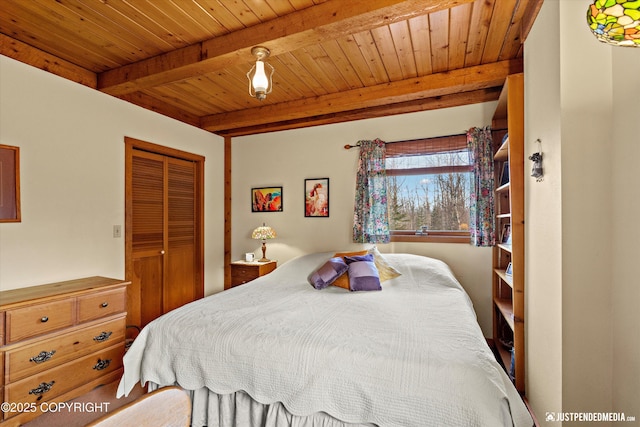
[[305, 178, 329, 217], [252, 187, 283, 212]]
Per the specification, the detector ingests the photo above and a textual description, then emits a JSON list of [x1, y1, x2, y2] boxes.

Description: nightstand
[[230, 260, 277, 287]]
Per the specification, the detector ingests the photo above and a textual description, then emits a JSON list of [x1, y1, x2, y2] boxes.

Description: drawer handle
[[93, 358, 112, 371], [30, 350, 57, 364], [101, 302, 109, 308], [93, 331, 113, 342], [29, 381, 55, 400], [40, 316, 49, 323]]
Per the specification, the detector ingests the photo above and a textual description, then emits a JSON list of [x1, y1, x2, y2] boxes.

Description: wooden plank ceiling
[[0, 0, 542, 137]]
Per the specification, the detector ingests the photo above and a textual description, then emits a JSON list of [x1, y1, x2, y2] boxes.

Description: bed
[[117, 251, 533, 427]]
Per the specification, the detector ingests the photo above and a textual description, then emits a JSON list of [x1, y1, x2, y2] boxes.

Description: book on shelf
[[500, 162, 510, 186]]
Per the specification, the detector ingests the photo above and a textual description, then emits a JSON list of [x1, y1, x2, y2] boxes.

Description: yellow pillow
[[332, 250, 368, 289], [368, 246, 402, 282]]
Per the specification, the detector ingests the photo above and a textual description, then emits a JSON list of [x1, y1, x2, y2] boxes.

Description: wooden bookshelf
[[491, 73, 525, 394]]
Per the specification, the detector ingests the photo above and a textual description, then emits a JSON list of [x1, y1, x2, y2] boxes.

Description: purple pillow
[[309, 257, 348, 289], [344, 254, 381, 292]]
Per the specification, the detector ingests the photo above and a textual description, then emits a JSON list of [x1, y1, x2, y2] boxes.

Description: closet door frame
[[124, 137, 205, 330]]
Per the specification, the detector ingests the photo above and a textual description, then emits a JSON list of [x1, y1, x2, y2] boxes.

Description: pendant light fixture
[[587, 0, 640, 47], [246, 46, 275, 100]]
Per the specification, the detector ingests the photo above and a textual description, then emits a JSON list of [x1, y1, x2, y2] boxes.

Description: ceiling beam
[[0, 33, 96, 88], [520, 0, 545, 42], [118, 92, 201, 128], [97, 0, 473, 96], [217, 87, 503, 137], [201, 59, 523, 133]]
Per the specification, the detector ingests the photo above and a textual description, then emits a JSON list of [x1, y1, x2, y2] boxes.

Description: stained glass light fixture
[[587, 0, 640, 47], [251, 223, 276, 261]]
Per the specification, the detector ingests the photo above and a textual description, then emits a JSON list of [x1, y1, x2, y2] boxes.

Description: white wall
[[524, 0, 564, 417], [232, 104, 496, 335], [526, 0, 640, 423], [559, 0, 613, 415], [0, 56, 225, 296], [611, 47, 640, 419]]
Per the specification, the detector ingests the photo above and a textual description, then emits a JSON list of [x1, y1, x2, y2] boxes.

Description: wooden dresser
[[0, 277, 129, 426]]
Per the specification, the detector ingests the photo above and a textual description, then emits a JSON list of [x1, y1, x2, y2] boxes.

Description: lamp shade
[[587, 0, 640, 47], [252, 224, 276, 240], [252, 61, 269, 93]]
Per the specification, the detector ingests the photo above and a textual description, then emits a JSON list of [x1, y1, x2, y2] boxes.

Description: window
[[385, 135, 471, 243]]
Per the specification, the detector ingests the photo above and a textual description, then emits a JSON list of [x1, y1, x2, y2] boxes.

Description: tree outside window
[[385, 136, 471, 243]]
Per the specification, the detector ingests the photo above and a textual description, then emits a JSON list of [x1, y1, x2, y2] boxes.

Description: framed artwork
[[252, 186, 283, 212], [305, 178, 329, 217], [505, 262, 513, 277], [0, 144, 21, 222]]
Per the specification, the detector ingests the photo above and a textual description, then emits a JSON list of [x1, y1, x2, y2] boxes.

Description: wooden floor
[[22, 380, 146, 427]]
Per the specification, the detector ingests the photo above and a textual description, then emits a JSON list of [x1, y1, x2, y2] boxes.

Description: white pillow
[[368, 246, 402, 282]]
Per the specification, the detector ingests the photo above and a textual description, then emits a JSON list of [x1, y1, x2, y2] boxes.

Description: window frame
[[385, 135, 472, 244]]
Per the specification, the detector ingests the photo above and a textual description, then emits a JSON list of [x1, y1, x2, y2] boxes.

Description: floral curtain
[[353, 139, 390, 243], [467, 127, 495, 246]]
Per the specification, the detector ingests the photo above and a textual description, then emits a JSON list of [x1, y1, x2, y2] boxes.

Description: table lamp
[[251, 223, 276, 262]]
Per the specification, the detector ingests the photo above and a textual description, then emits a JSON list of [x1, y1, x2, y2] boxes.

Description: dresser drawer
[[4, 344, 124, 419], [231, 265, 259, 286], [5, 315, 126, 383], [0, 311, 5, 346], [77, 287, 126, 323], [5, 299, 75, 344]]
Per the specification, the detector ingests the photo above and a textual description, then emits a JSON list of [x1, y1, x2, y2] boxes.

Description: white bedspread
[[118, 252, 532, 427]]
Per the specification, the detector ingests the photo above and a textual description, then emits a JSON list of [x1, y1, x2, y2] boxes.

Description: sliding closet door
[[125, 138, 204, 332]]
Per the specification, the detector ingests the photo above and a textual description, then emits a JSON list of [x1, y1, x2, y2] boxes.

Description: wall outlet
[[113, 225, 122, 238]]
